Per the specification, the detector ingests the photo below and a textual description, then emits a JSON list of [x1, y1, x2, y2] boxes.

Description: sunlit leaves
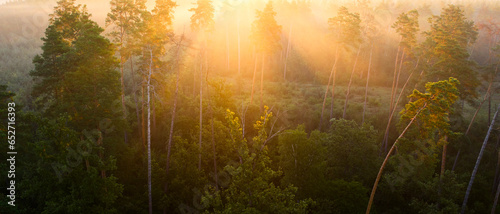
[[424, 5, 479, 101], [250, 1, 282, 54], [392, 10, 419, 55], [189, 0, 215, 33], [400, 77, 460, 139], [328, 6, 362, 51]]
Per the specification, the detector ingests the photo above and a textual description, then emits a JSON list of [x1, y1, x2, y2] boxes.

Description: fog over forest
[[0, 0, 500, 213]]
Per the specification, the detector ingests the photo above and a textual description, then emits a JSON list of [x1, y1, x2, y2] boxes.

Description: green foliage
[[251, 1, 282, 54], [423, 5, 479, 101], [325, 119, 380, 186], [201, 108, 312, 213], [408, 171, 466, 214], [400, 77, 460, 138], [31, 0, 122, 130], [17, 114, 123, 214], [328, 6, 362, 51], [189, 0, 215, 33], [2, 1, 500, 214], [106, 0, 146, 58], [392, 10, 419, 55], [278, 125, 328, 198], [23, 1, 125, 212]]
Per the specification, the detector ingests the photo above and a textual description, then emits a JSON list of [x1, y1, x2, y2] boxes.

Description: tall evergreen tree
[[250, 0, 282, 111], [106, 0, 146, 144], [424, 5, 479, 102], [28, 0, 124, 212], [382, 9, 420, 153], [366, 77, 460, 214], [189, 0, 214, 172], [329, 7, 362, 120]]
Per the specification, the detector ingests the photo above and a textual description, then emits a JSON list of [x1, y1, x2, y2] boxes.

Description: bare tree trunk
[[207, 87, 219, 191], [131, 57, 141, 136], [199, 53, 203, 171], [440, 135, 448, 181], [330, 51, 339, 120], [461, 104, 500, 214], [489, 94, 492, 124], [142, 81, 146, 148], [394, 50, 406, 107], [283, 23, 292, 81], [260, 54, 265, 112], [452, 70, 496, 171], [250, 50, 258, 104], [319, 46, 339, 129], [193, 61, 197, 96], [362, 44, 373, 124], [152, 92, 156, 132], [493, 148, 500, 195], [492, 141, 500, 214], [492, 175, 500, 214], [343, 45, 361, 119], [147, 48, 153, 214], [226, 22, 230, 71], [164, 35, 184, 214], [390, 41, 401, 114], [120, 54, 128, 144], [366, 102, 428, 214], [237, 18, 241, 75], [382, 58, 419, 154], [384, 49, 406, 148]]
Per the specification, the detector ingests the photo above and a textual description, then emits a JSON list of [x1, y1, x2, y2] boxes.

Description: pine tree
[[382, 9, 420, 153], [366, 77, 460, 214], [328, 7, 362, 120], [424, 5, 479, 102], [106, 0, 146, 144], [189, 0, 214, 172], [29, 0, 124, 212], [250, 0, 282, 111]]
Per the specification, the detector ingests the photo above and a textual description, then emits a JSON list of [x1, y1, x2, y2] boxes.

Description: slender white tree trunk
[[283, 24, 292, 81], [164, 35, 184, 212], [492, 155, 500, 214], [199, 52, 204, 171], [453, 64, 497, 171], [250, 46, 257, 104], [147, 48, 153, 214], [362, 44, 373, 124], [461, 104, 500, 214], [382, 58, 419, 153], [319, 47, 339, 129], [260, 54, 265, 112], [343, 45, 361, 119], [237, 18, 241, 75], [366, 102, 428, 214], [226, 22, 230, 71]]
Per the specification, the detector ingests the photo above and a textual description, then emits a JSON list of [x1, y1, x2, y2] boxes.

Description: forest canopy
[[0, 0, 500, 213]]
